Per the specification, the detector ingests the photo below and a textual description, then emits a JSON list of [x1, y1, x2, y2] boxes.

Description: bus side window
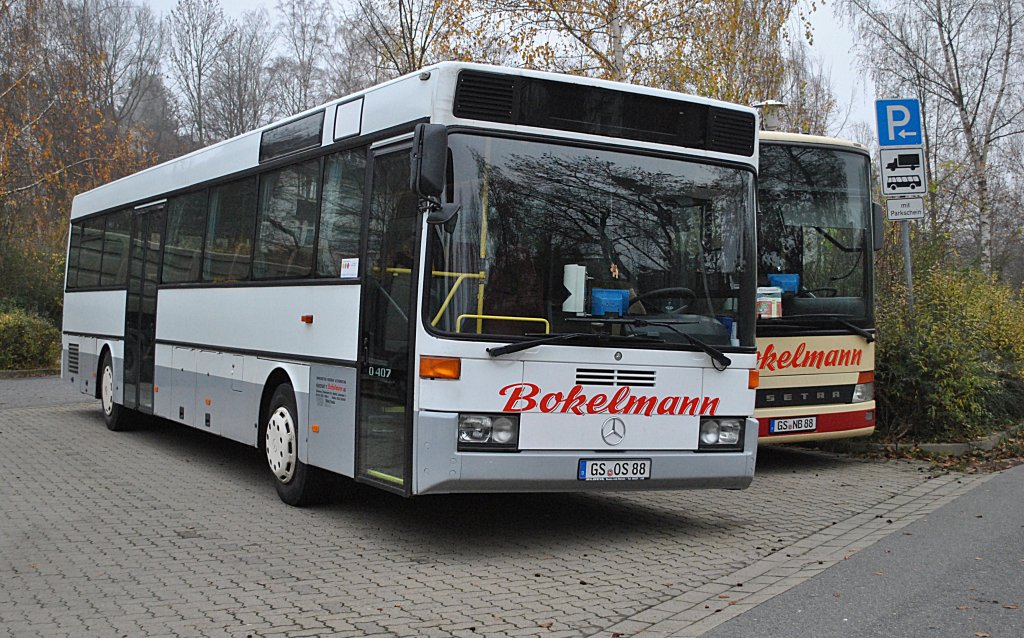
[[204, 178, 257, 282], [67, 222, 83, 289], [162, 191, 208, 284], [77, 216, 105, 288], [318, 148, 366, 277], [100, 209, 132, 287], [253, 159, 319, 279]]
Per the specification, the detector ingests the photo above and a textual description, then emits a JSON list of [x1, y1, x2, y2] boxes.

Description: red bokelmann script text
[[758, 342, 863, 372], [499, 383, 720, 416]]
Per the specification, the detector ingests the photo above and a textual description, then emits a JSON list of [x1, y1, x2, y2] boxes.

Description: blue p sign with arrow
[[876, 99, 923, 147]]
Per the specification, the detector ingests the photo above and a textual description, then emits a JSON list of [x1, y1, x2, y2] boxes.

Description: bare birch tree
[[72, 0, 162, 129], [166, 0, 228, 145], [209, 9, 276, 139], [324, 16, 388, 96], [348, 0, 464, 78], [771, 40, 840, 136], [845, 0, 1024, 273], [272, 0, 332, 114]]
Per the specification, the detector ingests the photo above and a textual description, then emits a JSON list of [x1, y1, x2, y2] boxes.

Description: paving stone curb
[[596, 471, 994, 637]]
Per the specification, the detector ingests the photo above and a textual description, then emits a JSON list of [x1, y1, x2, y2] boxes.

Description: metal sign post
[[876, 98, 927, 313]]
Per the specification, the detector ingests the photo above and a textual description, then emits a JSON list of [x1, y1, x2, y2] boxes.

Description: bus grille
[[454, 71, 517, 122], [67, 343, 79, 374], [708, 108, 757, 156], [576, 368, 656, 387]]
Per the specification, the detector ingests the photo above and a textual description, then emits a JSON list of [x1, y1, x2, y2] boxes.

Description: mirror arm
[[425, 201, 460, 228]]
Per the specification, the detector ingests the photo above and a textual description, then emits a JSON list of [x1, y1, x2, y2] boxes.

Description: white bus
[[62, 63, 761, 505]]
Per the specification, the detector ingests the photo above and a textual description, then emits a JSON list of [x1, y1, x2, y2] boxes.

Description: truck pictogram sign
[[879, 148, 927, 198]]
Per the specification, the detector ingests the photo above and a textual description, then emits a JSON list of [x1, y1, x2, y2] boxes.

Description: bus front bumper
[[413, 413, 758, 495]]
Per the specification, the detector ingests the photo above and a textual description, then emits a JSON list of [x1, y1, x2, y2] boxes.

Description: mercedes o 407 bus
[[62, 63, 762, 505]]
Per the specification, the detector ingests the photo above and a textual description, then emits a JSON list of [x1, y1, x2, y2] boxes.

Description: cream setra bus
[[62, 63, 762, 505], [755, 131, 883, 443]]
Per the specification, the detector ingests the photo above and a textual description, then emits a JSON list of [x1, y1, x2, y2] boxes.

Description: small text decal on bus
[[499, 383, 719, 416], [758, 342, 863, 372]]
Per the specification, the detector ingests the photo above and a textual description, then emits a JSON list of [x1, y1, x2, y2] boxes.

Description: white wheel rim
[[101, 364, 114, 417], [266, 406, 297, 483]]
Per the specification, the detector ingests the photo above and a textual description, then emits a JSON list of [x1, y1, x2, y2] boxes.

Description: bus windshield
[[426, 134, 756, 348], [757, 143, 873, 325]]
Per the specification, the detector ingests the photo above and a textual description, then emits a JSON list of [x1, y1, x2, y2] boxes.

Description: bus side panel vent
[[707, 108, 756, 157], [67, 343, 79, 375], [454, 71, 518, 123]]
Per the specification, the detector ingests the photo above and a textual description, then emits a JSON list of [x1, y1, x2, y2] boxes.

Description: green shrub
[[876, 268, 1024, 442], [0, 307, 61, 370], [0, 247, 65, 324]]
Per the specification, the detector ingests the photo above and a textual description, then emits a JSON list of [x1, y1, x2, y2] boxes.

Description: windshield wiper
[[627, 319, 733, 369], [760, 315, 875, 343], [566, 316, 733, 368], [486, 332, 664, 358], [834, 318, 875, 343]]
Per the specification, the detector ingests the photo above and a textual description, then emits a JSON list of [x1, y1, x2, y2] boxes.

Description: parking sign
[[875, 99, 923, 147]]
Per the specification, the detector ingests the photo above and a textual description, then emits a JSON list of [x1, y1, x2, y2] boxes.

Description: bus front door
[[123, 204, 165, 413], [355, 147, 419, 495]]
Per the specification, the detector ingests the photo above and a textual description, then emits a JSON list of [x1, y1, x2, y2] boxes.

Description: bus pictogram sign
[[879, 148, 927, 198]]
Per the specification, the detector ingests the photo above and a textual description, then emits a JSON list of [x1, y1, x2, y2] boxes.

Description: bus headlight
[[698, 418, 744, 451], [458, 414, 520, 451], [852, 382, 874, 403]]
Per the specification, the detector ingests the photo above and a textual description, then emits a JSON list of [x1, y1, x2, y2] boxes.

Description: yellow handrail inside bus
[[430, 271, 486, 326], [455, 314, 549, 334]]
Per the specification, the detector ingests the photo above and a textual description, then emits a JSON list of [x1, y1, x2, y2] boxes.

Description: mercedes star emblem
[[602, 417, 626, 446]]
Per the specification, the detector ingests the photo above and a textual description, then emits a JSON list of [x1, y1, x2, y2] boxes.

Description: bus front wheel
[[263, 383, 322, 506], [100, 352, 130, 431]]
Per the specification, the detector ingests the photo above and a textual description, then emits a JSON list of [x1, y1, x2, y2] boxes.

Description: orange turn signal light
[[857, 370, 874, 384], [748, 369, 759, 389], [420, 356, 461, 380]]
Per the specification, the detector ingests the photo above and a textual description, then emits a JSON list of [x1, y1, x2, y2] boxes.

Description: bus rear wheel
[[100, 352, 130, 431], [263, 382, 322, 506]]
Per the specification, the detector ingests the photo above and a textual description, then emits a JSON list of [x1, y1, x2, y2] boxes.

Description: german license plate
[[770, 416, 817, 433], [577, 459, 651, 481]]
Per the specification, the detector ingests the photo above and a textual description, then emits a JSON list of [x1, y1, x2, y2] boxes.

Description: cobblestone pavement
[[0, 397, 988, 638]]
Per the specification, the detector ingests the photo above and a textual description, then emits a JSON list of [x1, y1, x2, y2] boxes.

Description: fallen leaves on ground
[[827, 425, 1024, 474]]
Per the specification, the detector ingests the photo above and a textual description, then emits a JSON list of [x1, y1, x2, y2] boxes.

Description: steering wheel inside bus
[[629, 287, 696, 314]]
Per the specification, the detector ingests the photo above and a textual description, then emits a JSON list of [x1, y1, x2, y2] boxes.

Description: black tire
[[99, 352, 131, 431], [263, 383, 322, 506]]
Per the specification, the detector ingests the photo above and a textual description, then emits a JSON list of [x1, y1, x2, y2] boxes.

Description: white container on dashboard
[[756, 286, 783, 318]]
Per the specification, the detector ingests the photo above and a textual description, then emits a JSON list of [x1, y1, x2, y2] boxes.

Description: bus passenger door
[[355, 146, 419, 495], [123, 204, 165, 414]]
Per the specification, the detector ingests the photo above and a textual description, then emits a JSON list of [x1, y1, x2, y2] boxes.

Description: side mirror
[[872, 202, 884, 251], [411, 123, 460, 229], [411, 123, 447, 200]]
